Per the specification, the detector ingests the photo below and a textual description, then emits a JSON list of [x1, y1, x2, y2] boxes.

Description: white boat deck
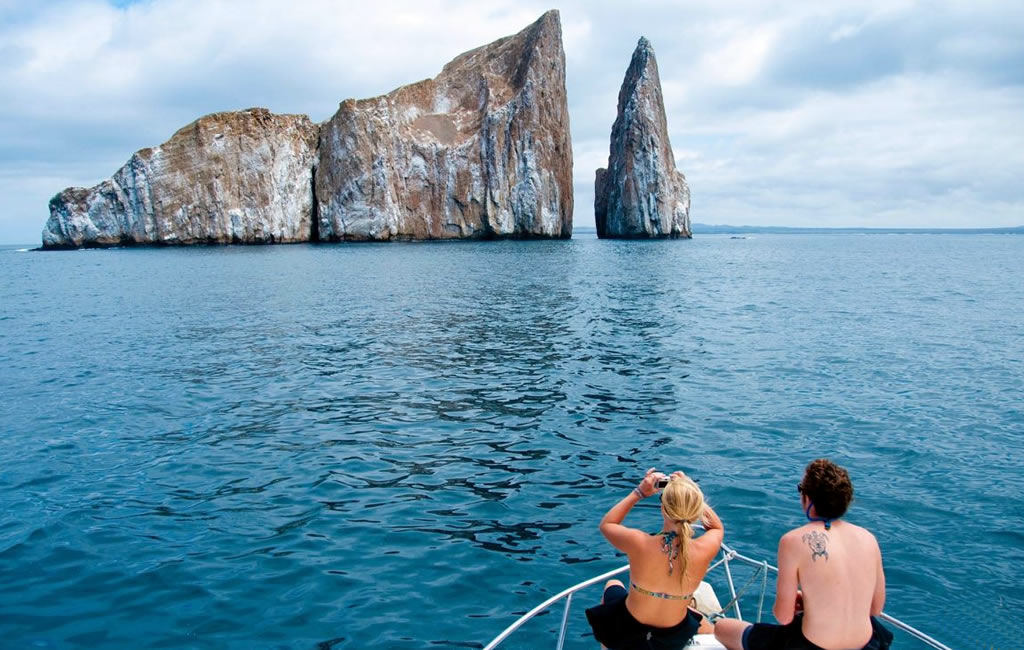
[[688, 581, 726, 649], [688, 636, 726, 648]]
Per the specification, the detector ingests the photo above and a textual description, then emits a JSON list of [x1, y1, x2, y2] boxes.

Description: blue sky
[[1, 0, 1022, 243]]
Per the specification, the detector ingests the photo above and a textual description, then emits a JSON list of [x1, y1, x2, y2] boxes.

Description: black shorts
[[585, 584, 701, 650], [742, 615, 893, 650]]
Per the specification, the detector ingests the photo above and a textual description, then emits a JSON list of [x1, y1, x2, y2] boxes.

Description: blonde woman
[[586, 468, 724, 649]]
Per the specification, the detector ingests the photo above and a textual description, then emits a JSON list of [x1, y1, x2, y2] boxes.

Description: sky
[[1, 0, 1022, 243]]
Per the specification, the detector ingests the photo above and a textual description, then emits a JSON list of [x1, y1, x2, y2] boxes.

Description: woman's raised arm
[[599, 467, 664, 553], [701, 503, 724, 533]]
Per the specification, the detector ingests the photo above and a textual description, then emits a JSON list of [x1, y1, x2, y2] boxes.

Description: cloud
[[0, 0, 1022, 243], [694, 21, 781, 87]]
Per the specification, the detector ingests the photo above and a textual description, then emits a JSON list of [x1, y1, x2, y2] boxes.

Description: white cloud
[[829, 23, 863, 42], [670, 71, 1024, 227], [0, 0, 1022, 243], [695, 22, 780, 86]]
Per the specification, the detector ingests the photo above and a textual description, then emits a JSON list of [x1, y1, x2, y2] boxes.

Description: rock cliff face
[[42, 11, 572, 248], [595, 37, 690, 239], [43, 109, 319, 248], [316, 10, 572, 241]]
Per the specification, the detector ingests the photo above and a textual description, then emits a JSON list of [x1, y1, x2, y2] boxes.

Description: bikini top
[[630, 531, 693, 600], [630, 581, 693, 601]]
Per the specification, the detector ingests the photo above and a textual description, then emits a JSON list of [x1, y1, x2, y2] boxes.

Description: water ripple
[[1, 236, 1022, 648]]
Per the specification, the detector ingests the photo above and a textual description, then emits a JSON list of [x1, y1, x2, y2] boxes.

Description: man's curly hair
[[800, 459, 854, 519]]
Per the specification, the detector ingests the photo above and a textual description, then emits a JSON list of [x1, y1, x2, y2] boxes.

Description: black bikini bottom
[[585, 584, 701, 650]]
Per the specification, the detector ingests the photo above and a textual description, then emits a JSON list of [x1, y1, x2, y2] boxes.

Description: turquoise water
[[1, 234, 1021, 649]]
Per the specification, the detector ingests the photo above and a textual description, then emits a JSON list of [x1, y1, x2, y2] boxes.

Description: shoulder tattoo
[[802, 531, 829, 562]]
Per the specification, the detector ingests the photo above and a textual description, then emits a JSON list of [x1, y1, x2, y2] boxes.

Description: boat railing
[[482, 539, 952, 650]]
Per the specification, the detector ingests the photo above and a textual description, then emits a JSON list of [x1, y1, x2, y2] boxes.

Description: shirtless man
[[714, 459, 893, 650]]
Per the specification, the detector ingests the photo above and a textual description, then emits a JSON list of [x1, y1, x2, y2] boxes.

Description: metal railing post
[[756, 561, 768, 622], [481, 564, 629, 650], [555, 592, 573, 650], [722, 554, 742, 620]]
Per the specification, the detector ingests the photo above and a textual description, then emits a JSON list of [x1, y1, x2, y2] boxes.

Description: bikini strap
[[805, 501, 833, 530], [630, 581, 693, 601]]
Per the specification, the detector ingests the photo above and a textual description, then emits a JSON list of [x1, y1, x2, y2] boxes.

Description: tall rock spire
[[595, 37, 690, 239]]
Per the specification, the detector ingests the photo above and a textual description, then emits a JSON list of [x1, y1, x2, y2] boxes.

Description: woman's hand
[[637, 467, 667, 498], [701, 503, 723, 529]]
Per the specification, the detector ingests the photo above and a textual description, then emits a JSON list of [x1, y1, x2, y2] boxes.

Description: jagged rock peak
[[41, 11, 573, 248], [635, 36, 654, 57], [315, 9, 573, 241], [42, 108, 320, 248], [595, 36, 691, 239]]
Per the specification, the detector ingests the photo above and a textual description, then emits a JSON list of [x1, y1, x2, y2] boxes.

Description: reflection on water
[[0, 237, 1022, 649]]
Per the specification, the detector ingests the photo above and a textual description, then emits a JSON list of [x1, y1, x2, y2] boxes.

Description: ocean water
[[0, 234, 1021, 649]]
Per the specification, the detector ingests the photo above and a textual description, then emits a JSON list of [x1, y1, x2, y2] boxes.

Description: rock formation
[[43, 109, 319, 248], [41, 10, 572, 248], [595, 37, 690, 239], [315, 10, 572, 241]]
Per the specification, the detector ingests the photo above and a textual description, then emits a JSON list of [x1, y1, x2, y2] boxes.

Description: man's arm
[[772, 533, 800, 624], [870, 540, 886, 616]]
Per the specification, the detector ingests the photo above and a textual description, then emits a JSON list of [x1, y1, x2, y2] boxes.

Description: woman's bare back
[[626, 528, 719, 627]]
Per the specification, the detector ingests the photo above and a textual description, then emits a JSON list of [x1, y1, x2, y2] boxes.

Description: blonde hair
[[660, 473, 706, 587]]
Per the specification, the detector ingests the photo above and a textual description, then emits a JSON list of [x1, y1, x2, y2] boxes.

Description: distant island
[[689, 223, 1024, 235], [571, 224, 1023, 236]]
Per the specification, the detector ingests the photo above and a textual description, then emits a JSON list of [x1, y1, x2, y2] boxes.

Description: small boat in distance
[[482, 536, 952, 649]]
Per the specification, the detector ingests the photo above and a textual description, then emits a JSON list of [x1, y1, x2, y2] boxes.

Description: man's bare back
[[777, 520, 885, 648], [714, 459, 892, 650]]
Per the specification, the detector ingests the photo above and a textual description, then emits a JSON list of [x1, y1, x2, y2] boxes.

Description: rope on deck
[[707, 561, 769, 623]]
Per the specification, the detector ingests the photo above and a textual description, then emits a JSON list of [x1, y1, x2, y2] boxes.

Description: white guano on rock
[[43, 109, 320, 248]]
